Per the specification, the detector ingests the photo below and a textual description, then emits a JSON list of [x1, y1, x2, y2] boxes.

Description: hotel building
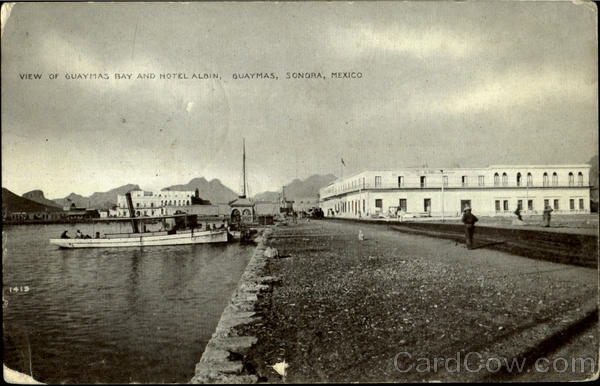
[[319, 165, 591, 218], [116, 190, 194, 217]]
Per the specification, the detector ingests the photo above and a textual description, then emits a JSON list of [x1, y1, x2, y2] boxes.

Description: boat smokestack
[[125, 192, 140, 233]]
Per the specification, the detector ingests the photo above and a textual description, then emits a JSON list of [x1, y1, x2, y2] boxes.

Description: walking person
[[514, 206, 523, 221], [543, 204, 553, 227], [461, 206, 478, 250]]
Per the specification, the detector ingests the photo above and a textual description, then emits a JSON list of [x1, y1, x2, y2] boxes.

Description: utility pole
[[440, 169, 445, 222]]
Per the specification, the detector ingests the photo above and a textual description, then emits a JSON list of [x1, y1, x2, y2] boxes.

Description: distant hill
[[22, 190, 62, 208], [162, 178, 238, 204], [254, 191, 280, 202], [253, 174, 337, 202], [87, 184, 141, 209], [53, 184, 140, 209], [3, 188, 63, 213]]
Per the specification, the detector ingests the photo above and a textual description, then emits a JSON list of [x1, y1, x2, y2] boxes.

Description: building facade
[[319, 165, 591, 218], [116, 190, 194, 217]]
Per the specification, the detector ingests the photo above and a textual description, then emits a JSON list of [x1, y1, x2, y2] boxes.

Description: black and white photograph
[[1, 0, 598, 383]]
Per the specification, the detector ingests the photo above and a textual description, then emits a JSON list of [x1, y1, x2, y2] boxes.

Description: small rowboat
[[50, 229, 228, 249]]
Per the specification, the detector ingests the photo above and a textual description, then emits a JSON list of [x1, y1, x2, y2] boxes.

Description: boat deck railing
[[103, 228, 227, 239]]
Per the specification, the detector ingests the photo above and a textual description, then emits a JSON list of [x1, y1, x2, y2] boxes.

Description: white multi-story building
[[319, 165, 592, 218], [116, 190, 194, 217]]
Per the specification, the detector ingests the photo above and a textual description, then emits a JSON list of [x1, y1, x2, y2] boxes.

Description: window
[[150, 202, 154, 208], [527, 173, 533, 186], [420, 176, 427, 188], [187, 200, 190, 205], [579, 199, 584, 210], [570, 199, 575, 210], [516, 172, 522, 187], [398, 176, 404, 187], [553, 199, 559, 210], [443, 175, 448, 187], [424, 199, 431, 212], [528, 199, 534, 210], [568, 172, 574, 186], [517, 200, 522, 210], [544, 199, 549, 208], [494, 173, 500, 186], [543, 173, 549, 187], [478, 176, 485, 186], [495, 200, 501, 212], [375, 199, 383, 209], [375, 176, 382, 188], [362, 177, 366, 189], [552, 172, 558, 186], [136, 203, 140, 208], [503, 200, 509, 211], [502, 173, 508, 186], [462, 176, 468, 187], [578, 172, 584, 186], [399, 199, 407, 212], [363, 199, 365, 213]]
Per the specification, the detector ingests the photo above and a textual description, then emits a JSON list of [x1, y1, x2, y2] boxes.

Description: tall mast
[[242, 138, 246, 198]]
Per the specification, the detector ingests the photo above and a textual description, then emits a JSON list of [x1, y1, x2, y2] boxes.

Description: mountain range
[[162, 178, 238, 204], [52, 184, 141, 210], [3, 174, 337, 214], [2, 188, 63, 213], [253, 174, 337, 202], [22, 190, 62, 208]]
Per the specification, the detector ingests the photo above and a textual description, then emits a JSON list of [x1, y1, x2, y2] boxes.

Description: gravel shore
[[236, 220, 597, 382]]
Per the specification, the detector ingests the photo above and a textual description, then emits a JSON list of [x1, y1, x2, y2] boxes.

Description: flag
[[341, 158, 345, 166]]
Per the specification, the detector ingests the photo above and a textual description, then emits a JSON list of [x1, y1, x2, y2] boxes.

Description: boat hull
[[50, 230, 228, 248]]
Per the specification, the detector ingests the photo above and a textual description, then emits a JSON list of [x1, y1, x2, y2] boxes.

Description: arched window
[[516, 172, 522, 187], [568, 172, 574, 186], [494, 173, 499, 186], [543, 172, 549, 186], [527, 173, 533, 186], [502, 173, 508, 186], [552, 172, 558, 186], [578, 172, 584, 186]]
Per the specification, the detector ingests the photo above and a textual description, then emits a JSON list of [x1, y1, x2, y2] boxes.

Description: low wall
[[190, 228, 275, 384], [327, 218, 598, 268]]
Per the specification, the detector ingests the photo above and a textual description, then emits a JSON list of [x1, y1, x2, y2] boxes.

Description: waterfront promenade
[[236, 220, 597, 382]]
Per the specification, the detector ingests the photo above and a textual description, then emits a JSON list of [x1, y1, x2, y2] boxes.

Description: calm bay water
[[2, 223, 254, 383]]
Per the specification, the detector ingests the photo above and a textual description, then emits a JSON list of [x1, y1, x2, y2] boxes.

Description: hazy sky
[[1, 1, 597, 198]]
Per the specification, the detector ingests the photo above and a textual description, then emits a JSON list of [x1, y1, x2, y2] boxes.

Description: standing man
[[543, 204, 553, 227], [461, 206, 478, 250]]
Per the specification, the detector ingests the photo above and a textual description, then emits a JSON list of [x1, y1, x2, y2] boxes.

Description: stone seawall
[[190, 228, 275, 384]]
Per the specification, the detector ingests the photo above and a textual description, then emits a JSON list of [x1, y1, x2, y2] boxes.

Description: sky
[[1, 1, 598, 199]]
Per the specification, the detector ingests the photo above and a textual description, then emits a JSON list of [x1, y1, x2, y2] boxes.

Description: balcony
[[320, 180, 591, 199]]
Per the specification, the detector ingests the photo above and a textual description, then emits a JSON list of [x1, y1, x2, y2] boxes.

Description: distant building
[[116, 190, 194, 217], [319, 165, 592, 218], [5, 211, 65, 221]]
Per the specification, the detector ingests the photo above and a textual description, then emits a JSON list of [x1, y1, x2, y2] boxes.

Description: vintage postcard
[[2, 1, 598, 383]]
